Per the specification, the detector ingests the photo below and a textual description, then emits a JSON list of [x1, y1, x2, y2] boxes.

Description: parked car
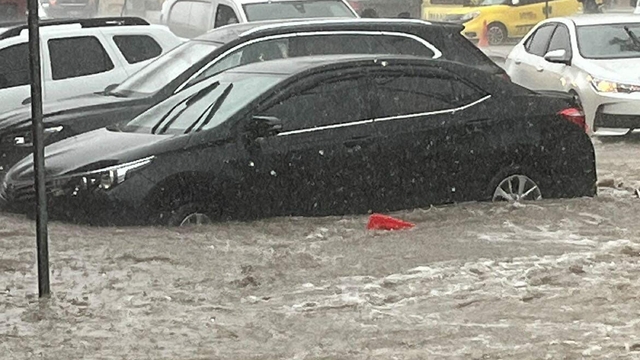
[[161, 0, 358, 38], [423, 0, 580, 45], [0, 55, 596, 225], [504, 15, 640, 133], [39, 0, 98, 18], [0, 17, 182, 115], [0, 18, 507, 179]]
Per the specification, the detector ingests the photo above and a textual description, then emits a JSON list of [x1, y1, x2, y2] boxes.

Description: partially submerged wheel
[[179, 211, 211, 226], [492, 174, 542, 202], [167, 202, 213, 227]]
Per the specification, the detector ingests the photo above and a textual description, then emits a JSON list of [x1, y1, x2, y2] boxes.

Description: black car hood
[[9, 128, 188, 182], [0, 92, 145, 131]]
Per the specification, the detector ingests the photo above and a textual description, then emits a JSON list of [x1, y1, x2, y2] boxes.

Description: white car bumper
[[581, 87, 640, 133]]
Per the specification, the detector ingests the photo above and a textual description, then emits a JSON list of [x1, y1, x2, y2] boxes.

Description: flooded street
[[2, 137, 640, 359]]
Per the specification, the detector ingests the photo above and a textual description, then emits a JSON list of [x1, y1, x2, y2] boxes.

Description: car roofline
[[0, 17, 149, 41]]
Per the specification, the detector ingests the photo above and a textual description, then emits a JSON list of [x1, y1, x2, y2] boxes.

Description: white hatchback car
[[161, 0, 358, 39], [0, 17, 182, 115], [505, 15, 640, 134]]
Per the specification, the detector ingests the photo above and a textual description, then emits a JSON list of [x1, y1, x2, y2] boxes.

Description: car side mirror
[[247, 115, 283, 138], [544, 49, 571, 65], [103, 83, 119, 94]]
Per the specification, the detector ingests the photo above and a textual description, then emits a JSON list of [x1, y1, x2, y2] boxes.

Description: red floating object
[[367, 213, 415, 231]]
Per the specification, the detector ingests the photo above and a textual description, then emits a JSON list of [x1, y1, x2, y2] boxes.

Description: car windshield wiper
[[183, 84, 233, 134], [623, 26, 640, 49], [152, 81, 220, 135]]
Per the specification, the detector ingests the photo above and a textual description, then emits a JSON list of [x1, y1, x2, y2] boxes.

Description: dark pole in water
[[27, 0, 50, 298]]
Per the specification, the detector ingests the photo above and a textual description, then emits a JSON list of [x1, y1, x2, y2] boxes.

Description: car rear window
[[576, 23, 640, 59], [243, 0, 355, 21], [48, 36, 114, 80], [113, 35, 163, 64]]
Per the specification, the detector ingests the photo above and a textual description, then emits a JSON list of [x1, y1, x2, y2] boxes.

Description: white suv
[[0, 17, 183, 115], [161, 0, 358, 39]]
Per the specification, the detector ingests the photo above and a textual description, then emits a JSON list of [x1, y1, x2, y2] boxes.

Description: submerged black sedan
[[0, 55, 596, 226]]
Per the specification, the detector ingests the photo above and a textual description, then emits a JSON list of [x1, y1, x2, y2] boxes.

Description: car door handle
[[536, 66, 544, 72], [344, 136, 373, 149], [467, 118, 492, 126], [21, 97, 31, 105], [514, 59, 522, 65]]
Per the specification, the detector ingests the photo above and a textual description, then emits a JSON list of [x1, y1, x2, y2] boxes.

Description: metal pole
[[27, 0, 50, 298], [545, 0, 550, 18]]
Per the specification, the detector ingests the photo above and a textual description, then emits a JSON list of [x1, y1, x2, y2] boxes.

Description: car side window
[[113, 35, 163, 64], [0, 43, 29, 90], [186, 34, 435, 89], [261, 76, 369, 132], [525, 24, 556, 57], [214, 4, 239, 28], [48, 36, 114, 80], [290, 34, 435, 58], [371, 72, 485, 119], [546, 24, 572, 57]]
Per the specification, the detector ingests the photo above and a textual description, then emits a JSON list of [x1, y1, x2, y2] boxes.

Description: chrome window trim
[[175, 30, 442, 93], [277, 95, 491, 137]]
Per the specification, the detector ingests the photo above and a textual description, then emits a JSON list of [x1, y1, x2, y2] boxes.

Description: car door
[[42, 33, 129, 102], [367, 67, 493, 210], [0, 41, 31, 114], [238, 72, 378, 216], [538, 23, 573, 91], [508, 22, 556, 90]]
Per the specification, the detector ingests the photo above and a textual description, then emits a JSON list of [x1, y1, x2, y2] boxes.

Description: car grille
[[1, 179, 66, 204]]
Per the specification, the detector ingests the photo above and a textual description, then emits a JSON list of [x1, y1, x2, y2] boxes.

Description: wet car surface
[[1, 55, 594, 225]]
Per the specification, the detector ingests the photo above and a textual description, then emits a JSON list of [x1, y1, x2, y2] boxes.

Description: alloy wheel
[[487, 25, 505, 45], [179, 212, 212, 226], [492, 174, 542, 202]]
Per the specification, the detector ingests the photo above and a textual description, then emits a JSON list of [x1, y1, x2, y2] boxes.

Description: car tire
[[488, 167, 543, 202], [167, 202, 213, 227], [487, 22, 507, 46]]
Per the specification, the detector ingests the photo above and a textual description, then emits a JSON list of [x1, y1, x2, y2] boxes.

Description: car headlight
[[65, 156, 154, 193], [460, 11, 480, 22], [1, 126, 63, 147], [589, 76, 640, 93]]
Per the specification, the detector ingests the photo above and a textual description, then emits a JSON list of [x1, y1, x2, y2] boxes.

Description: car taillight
[[558, 107, 588, 132]]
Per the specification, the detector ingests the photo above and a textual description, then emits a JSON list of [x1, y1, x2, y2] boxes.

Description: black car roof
[[195, 18, 462, 44]]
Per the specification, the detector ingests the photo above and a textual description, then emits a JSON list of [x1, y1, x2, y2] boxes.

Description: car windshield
[[110, 41, 218, 97], [121, 72, 284, 134], [576, 23, 640, 59], [243, 0, 356, 21]]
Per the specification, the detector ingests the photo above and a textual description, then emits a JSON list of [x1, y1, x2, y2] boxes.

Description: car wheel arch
[[144, 171, 222, 224]]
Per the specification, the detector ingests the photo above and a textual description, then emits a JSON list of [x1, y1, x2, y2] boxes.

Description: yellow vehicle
[[422, 0, 580, 44]]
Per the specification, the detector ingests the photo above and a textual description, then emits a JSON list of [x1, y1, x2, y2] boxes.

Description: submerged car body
[[0, 18, 506, 178], [505, 15, 640, 133], [1, 55, 596, 225]]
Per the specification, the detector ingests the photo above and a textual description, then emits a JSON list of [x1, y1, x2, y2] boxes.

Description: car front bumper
[[0, 173, 156, 225], [581, 88, 640, 132]]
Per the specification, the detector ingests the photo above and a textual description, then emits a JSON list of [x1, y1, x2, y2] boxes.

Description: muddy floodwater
[[2, 137, 640, 359]]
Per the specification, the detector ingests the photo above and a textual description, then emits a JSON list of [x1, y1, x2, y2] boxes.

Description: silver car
[[505, 14, 640, 134]]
